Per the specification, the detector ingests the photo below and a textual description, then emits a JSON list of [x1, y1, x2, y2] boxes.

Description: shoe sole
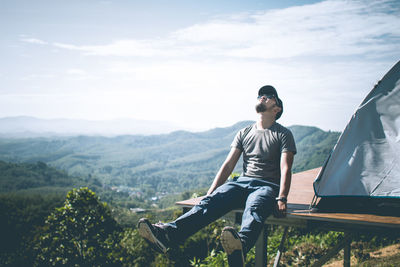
[[138, 219, 168, 254], [221, 228, 242, 254], [221, 227, 244, 266]]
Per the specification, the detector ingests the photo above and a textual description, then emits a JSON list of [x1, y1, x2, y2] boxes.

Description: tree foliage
[[0, 193, 64, 266], [35, 187, 121, 266]]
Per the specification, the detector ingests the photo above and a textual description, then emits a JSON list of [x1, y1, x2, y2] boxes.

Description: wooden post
[[344, 231, 351, 267], [255, 225, 268, 267]]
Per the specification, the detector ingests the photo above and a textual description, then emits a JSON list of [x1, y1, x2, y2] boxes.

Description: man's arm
[[277, 151, 295, 213], [207, 147, 241, 195]]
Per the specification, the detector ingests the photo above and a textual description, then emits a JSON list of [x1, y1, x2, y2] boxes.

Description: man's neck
[[256, 114, 276, 130]]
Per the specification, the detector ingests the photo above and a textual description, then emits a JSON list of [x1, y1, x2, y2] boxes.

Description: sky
[[1, 0, 399, 132]]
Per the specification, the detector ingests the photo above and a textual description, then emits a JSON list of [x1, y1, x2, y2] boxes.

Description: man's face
[[255, 94, 278, 113]]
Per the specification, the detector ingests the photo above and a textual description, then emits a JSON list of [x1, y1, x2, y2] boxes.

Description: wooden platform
[[176, 167, 400, 229], [175, 167, 321, 208], [175, 167, 400, 266]]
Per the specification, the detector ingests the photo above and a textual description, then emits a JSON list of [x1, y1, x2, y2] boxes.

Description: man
[[138, 85, 296, 267]]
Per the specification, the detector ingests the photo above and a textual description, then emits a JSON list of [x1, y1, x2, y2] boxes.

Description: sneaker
[[221, 226, 245, 267], [137, 218, 170, 253]]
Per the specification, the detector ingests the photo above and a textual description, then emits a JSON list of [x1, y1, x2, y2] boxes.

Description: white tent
[[313, 61, 400, 202]]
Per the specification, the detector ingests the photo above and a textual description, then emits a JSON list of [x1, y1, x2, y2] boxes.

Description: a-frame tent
[[313, 60, 400, 213]]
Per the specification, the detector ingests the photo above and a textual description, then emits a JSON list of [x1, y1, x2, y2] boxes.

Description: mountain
[[289, 125, 341, 172], [0, 116, 183, 137], [0, 161, 90, 193], [0, 121, 340, 193]]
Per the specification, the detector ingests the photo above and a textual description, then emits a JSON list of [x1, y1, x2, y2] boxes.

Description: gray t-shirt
[[231, 123, 297, 185]]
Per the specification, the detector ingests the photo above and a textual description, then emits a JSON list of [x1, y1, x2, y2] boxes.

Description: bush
[[34, 187, 122, 266]]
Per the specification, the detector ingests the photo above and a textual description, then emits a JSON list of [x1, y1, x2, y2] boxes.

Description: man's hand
[[276, 200, 287, 218]]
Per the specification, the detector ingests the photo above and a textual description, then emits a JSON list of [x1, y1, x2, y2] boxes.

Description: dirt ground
[[324, 243, 400, 267]]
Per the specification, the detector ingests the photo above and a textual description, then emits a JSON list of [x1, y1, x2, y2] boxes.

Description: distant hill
[[0, 116, 183, 137], [0, 121, 340, 193], [0, 161, 90, 193], [289, 125, 340, 173]]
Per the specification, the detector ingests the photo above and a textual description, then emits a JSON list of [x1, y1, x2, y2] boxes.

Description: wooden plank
[[175, 167, 400, 229], [175, 167, 322, 207], [266, 215, 308, 228], [175, 196, 204, 207], [287, 210, 400, 228], [287, 167, 321, 205], [176, 199, 400, 228]]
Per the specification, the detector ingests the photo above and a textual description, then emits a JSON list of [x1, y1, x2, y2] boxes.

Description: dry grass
[[325, 243, 400, 267]]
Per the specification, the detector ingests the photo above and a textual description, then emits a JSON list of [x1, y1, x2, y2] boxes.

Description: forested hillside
[[0, 161, 87, 192], [289, 125, 340, 172], [0, 121, 340, 193], [3, 124, 399, 267]]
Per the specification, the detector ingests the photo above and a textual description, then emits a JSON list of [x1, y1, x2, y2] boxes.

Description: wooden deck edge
[[175, 197, 400, 229]]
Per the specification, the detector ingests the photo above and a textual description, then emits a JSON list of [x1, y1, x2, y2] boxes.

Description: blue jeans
[[164, 176, 279, 254]]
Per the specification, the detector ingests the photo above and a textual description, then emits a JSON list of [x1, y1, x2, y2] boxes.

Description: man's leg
[[238, 185, 276, 254], [221, 226, 246, 267], [138, 181, 247, 252], [164, 181, 247, 243], [220, 182, 277, 267], [137, 218, 171, 253]]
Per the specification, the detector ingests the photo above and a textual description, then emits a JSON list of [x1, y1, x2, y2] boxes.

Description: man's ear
[[274, 106, 282, 114]]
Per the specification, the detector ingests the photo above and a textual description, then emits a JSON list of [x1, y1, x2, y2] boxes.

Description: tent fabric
[[313, 61, 400, 198]]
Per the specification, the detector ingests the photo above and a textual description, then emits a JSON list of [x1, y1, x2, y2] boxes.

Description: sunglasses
[[257, 94, 276, 100]]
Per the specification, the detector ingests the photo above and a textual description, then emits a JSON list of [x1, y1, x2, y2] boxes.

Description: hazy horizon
[[0, 116, 337, 137]]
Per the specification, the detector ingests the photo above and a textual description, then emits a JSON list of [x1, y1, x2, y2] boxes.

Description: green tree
[[35, 187, 121, 266]]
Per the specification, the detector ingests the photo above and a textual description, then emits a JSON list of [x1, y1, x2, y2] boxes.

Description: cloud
[[65, 68, 99, 81], [20, 38, 48, 45], [44, 0, 399, 60], [66, 69, 87, 75], [173, 0, 400, 59], [21, 74, 55, 81], [53, 40, 179, 57]]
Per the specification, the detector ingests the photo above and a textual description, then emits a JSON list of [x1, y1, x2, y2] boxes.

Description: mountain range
[[0, 116, 183, 137], [0, 120, 341, 193]]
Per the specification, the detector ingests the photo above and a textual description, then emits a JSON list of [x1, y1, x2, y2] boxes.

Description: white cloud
[[45, 0, 399, 60], [53, 40, 179, 57], [175, 0, 400, 59], [21, 74, 55, 81], [65, 69, 97, 81], [20, 38, 48, 45], [66, 69, 87, 75]]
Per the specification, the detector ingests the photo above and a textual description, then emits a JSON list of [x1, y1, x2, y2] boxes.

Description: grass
[[354, 253, 400, 267]]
